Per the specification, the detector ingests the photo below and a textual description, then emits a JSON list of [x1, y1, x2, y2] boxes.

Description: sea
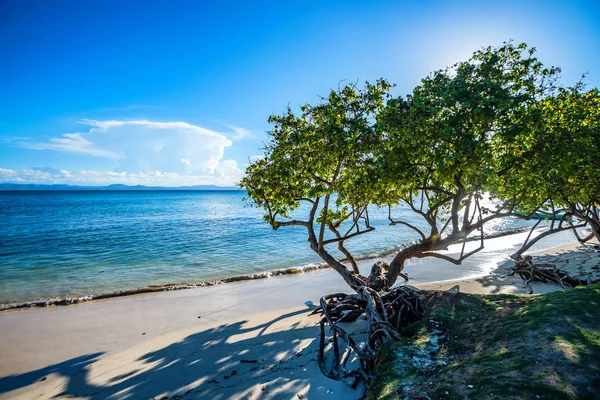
[[0, 190, 572, 305]]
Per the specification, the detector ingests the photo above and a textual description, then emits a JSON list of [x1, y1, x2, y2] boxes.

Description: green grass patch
[[369, 284, 600, 400]]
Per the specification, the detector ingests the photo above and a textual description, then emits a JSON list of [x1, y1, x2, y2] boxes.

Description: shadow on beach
[[2, 243, 597, 399], [0, 353, 104, 396], [0, 304, 359, 399], [466, 243, 600, 295]]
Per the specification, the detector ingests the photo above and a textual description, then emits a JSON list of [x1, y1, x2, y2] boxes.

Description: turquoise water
[[0, 190, 532, 304]]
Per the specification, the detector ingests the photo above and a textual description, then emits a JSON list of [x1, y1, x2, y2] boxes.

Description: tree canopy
[[242, 79, 392, 288], [241, 41, 596, 292], [374, 43, 561, 281], [240, 41, 599, 389], [493, 83, 600, 255]]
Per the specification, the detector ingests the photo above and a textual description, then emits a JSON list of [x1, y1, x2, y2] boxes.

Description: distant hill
[[0, 183, 241, 191]]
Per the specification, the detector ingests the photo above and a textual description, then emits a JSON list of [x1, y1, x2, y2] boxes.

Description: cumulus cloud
[[215, 159, 244, 182], [19, 119, 238, 172], [0, 168, 55, 183], [8, 119, 252, 185]]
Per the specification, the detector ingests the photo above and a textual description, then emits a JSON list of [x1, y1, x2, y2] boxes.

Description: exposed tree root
[[310, 285, 423, 393], [505, 256, 600, 294]]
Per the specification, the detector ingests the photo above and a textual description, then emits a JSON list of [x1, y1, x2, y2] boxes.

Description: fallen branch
[[504, 256, 599, 294]]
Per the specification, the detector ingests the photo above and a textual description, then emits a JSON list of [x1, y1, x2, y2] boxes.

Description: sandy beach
[[1, 233, 598, 400]]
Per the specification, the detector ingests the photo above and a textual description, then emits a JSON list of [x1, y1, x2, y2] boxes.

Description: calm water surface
[[0, 190, 547, 304]]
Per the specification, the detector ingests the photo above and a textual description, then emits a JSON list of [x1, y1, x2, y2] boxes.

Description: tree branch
[[319, 193, 332, 249], [419, 245, 484, 265], [343, 206, 366, 237], [388, 216, 426, 241], [417, 186, 454, 196], [277, 220, 309, 228], [401, 196, 437, 233], [322, 227, 375, 245], [568, 219, 595, 244], [327, 222, 360, 274], [511, 222, 587, 259]]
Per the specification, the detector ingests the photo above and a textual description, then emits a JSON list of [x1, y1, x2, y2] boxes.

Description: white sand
[[1, 305, 355, 400], [419, 239, 599, 294], [0, 232, 598, 399]]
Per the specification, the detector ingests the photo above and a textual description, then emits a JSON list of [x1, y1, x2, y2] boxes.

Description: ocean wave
[[0, 262, 332, 311], [0, 227, 533, 311]]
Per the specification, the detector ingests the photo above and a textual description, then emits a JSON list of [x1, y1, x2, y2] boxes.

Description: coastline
[[0, 236, 598, 399], [0, 263, 333, 311], [0, 227, 532, 311]]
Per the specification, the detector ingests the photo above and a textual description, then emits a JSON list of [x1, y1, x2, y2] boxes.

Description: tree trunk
[[588, 216, 600, 242], [385, 227, 478, 286], [386, 240, 433, 286], [311, 243, 365, 292]]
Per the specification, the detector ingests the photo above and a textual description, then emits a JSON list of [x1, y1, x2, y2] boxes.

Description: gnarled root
[[310, 285, 423, 392], [505, 256, 600, 294]]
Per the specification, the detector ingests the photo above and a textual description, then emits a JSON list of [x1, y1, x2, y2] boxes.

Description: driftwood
[[310, 284, 423, 392], [505, 256, 599, 294]]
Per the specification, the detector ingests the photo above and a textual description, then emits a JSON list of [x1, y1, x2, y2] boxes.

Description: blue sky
[[1, 0, 599, 186]]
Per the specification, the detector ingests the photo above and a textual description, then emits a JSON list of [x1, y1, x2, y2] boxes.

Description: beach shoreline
[[0, 226, 543, 311], [0, 235, 598, 399]]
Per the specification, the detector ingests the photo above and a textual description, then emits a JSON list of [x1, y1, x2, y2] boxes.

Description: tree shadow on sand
[[0, 353, 104, 395], [1, 304, 357, 399]]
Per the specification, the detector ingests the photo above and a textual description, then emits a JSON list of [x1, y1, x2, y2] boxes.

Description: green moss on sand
[[369, 284, 600, 400]]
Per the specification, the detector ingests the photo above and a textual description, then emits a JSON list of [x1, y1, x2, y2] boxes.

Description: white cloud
[[19, 119, 246, 173], [0, 161, 244, 187], [215, 159, 245, 182], [224, 124, 255, 140], [10, 119, 253, 185], [0, 168, 55, 183], [21, 132, 122, 159], [0, 168, 18, 178], [80, 119, 125, 130]]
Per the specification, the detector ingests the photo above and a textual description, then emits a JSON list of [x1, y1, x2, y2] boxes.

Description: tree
[[374, 42, 560, 286], [242, 79, 392, 293], [241, 80, 420, 384], [548, 86, 600, 241], [240, 43, 566, 387], [492, 83, 600, 258]]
